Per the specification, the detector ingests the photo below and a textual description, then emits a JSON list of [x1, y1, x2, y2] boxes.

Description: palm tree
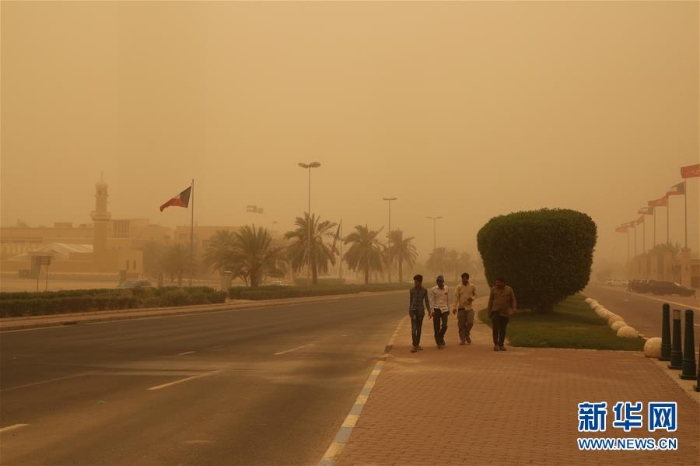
[[426, 247, 449, 277], [203, 230, 238, 276], [343, 225, 384, 284], [284, 213, 337, 285], [387, 229, 418, 283], [232, 225, 285, 287], [445, 248, 460, 281]]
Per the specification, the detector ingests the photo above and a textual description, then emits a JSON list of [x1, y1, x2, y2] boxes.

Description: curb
[[318, 315, 408, 466]]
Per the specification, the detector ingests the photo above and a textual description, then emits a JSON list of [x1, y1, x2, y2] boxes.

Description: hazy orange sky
[[2, 0, 698, 264]]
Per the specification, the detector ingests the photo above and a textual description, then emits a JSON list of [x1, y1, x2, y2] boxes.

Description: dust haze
[[2, 1, 698, 267]]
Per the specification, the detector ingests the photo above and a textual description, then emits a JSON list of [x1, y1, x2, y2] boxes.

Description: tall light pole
[[383, 197, 397, 283], [426, 216, 443, 250], [299, 162, 321, 287]]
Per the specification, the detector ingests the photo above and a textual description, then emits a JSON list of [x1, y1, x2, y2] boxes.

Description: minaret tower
[[91, 173, 111, 271]]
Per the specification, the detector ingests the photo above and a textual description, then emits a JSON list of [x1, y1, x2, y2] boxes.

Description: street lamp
[[299, 162, 321, 287], [383, 197, 397, 283], [426, 216, 443, 250]]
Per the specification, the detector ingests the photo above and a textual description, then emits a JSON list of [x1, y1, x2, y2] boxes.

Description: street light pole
[[383, 197, 397, 283], [426, 216, 443, 250], [299, 162, 321, 287]]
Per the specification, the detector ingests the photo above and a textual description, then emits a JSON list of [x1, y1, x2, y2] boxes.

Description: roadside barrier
[[660, 303, 671, 361], [680, 310, 696, 380], [668, 309, 683, 370]]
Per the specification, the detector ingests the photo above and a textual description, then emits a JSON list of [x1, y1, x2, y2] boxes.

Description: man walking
[[453, 272, 477, 345], [430, 275, 450, 349], [487, 276, 517, 351], [409, 274, 431, 353]]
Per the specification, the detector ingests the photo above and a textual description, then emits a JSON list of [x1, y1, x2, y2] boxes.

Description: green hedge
[[228, 282, 407, 300], [0, 287, 227, 317]]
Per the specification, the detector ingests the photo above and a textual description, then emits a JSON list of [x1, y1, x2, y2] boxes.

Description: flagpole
[[627, 229, 630, 265], [666, 198, 669, 245], [642, 217, 646, 253], [653, 208, 656, 247], [190, 178, 194, 287], [339, 220, 343, 280], [684, 180, 687, 249], [634, 224, 637, 257]]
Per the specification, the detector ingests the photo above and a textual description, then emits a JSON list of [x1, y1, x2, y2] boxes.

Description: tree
[[232, 225, 285, 287], [284, 213, 337, 285], [162, 243, 190, 286], [477, 208, 597, 314], [141, 241, 166, 278], [203, 230, 239, 275], [343, 225, 384, 284], [426, 247, 449, 277], [387, 229, 418, 283]]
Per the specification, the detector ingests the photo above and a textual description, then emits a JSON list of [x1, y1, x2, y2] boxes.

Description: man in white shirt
[[453, 272, 477, 345], [430, 275, 450, 349]]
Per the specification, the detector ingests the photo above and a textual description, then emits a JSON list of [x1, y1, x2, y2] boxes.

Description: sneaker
[[417, 346, 423, 351], [459, 340, 466, 345], [411, 347, 418, 353], [493, 344, 499, 351], [499, 346, 507, 351], [466, 336, 472, 344]]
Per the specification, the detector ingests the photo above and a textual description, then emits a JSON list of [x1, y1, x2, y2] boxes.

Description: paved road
[[583, 284, 699, 344], [0, 293, 405, 466]]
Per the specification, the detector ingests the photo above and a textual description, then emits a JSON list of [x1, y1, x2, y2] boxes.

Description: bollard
[[680, 310, 697, 379], [695, 341, 700, 392], [668, 309, 683, 370], [660, 304, 671, 361]]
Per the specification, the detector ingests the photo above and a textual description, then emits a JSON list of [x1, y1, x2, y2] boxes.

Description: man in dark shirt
[[409, 274, 431, 353]]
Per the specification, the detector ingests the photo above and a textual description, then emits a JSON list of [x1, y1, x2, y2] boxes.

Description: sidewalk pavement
[[332, 297, 700, 466]]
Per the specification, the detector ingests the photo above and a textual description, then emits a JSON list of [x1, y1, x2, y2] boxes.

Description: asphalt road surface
[[0, 292, 405, 466], [583, 284, 700, 344]]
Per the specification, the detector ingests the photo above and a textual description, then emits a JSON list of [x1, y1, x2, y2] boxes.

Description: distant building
[[1, 176, 170, 277]]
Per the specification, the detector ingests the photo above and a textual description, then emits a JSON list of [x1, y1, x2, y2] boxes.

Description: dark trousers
[[409, 311, 425, 347], [490, 312, 509, 346], [433, 309, 448, 345]]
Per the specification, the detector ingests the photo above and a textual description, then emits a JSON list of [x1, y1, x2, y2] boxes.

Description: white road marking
[[0, 373, 90, 393], [0, 424, 29, 434], [178, 351, 196, 356], [147, 370, 222, 391], [274, 343, 315, 356]]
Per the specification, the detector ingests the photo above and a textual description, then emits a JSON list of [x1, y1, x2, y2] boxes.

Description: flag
[[637, 206, 653, 215], [635, 216, 644, 225], [666, 181, 686, 196], [616, 226, 629, 233], [331, 222, 342, 254], [159, 186, 191, 212], [680, 163, 700, 179], [648, 196, 668, 207], [246, 205, 264, 214]]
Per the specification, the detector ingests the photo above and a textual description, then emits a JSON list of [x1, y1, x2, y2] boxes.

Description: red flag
[[160, 186, 192, 212], [666, 181, 686, 196], [637, 206, 653, 215], [680, 163, 700, 179], [635, 216, 644, 225], [648, 196, 668, 207], [615, 226, 629, 233]]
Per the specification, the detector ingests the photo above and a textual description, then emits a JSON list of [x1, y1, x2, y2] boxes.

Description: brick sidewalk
[[334, 304, 700, 466]]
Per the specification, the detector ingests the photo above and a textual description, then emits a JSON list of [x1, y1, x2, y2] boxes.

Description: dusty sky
[[1, 0, 698, 264]]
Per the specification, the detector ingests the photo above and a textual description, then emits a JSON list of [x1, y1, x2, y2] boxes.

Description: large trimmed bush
[[477, 208, 597, 313]]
